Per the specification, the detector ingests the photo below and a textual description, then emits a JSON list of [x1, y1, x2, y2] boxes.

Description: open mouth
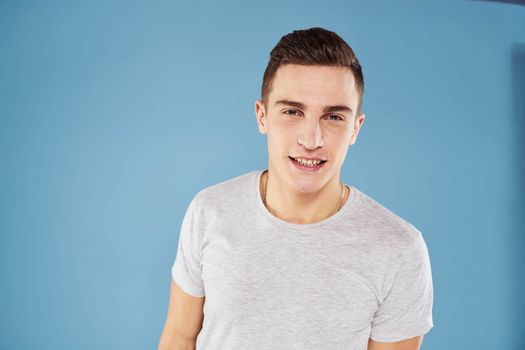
[[289, 156, 327, 170]]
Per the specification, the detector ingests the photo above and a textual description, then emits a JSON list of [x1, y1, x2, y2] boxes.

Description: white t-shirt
[[171, 169, 434, 349]]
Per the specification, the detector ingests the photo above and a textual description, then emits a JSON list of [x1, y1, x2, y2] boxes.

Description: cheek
[[268, 124, 295, 144], [324, 127, 351, 143], [267, 130, 290, 156], [326, 132, 352, 154]]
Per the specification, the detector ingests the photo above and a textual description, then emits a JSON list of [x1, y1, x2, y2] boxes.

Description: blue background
[[1, 1, 524, 349]]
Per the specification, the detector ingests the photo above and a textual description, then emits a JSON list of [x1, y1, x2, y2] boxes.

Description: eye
[[327, 114, 344, 121], [283, 109, 301, 117]]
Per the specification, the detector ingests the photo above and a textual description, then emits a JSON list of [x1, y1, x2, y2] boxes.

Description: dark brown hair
[[261, 27, 364, 116]]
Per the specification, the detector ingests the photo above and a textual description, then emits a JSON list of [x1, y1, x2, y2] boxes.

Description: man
[[158, 27, 434, 350]]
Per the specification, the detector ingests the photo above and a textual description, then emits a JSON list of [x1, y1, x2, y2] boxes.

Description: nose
[[297, 118, 324, 150]]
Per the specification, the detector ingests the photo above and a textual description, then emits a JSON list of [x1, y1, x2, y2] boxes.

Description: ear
[[349, 112, 365, 145], [255, 99, 267, 135]]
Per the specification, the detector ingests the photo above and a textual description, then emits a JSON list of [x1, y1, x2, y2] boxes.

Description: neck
[[260, 168, 348, 224]]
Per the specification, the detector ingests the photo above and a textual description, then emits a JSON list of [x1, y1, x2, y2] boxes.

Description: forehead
[[269, 64, 358, 109]]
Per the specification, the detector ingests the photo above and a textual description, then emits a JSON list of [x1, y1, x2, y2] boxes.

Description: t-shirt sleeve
[[369, 230, 434, 342], [171, 195, 205, 297]]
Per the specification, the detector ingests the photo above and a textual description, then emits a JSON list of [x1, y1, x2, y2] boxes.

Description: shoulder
[[350, 187, 426, 259], [191, 169, 259, 212]]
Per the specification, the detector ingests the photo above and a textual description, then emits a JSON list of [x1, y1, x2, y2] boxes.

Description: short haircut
[[261, 27, 364, 116]]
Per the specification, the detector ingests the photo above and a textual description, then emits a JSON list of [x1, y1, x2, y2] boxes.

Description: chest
[[200, 228, 381, 342]]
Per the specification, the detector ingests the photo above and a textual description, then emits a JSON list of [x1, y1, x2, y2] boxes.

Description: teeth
[[294, 157, 323, 166]]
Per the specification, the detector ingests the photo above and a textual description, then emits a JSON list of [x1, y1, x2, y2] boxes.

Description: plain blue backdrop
[[1, 1, 524, 349]]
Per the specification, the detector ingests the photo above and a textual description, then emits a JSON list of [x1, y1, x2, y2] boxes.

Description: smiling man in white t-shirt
[[158, 27, 434, 350]]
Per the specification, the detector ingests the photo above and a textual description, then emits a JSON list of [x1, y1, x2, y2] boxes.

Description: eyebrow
[[274, 99, 353, 114]]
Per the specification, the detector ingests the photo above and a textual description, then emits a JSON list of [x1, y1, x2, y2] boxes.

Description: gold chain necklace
[[262, 170, 345, 216]]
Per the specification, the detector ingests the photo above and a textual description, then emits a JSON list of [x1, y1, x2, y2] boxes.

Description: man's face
[[255, 63, 365, 194]]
